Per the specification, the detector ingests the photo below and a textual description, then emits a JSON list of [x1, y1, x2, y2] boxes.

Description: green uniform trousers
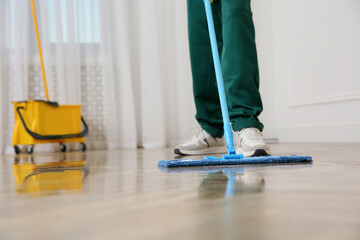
[[187, 0, 264, 138]]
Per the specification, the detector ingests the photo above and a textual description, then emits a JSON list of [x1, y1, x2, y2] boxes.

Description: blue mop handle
[[203, 0, 236, 155]]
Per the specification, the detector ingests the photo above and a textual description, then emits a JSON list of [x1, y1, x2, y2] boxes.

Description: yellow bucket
[[12, 100, 88, 154]]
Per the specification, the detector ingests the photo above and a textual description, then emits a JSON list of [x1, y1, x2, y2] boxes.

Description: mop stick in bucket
[[30, 0, 50, 101]]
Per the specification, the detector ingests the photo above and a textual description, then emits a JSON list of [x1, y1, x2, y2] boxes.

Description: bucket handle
[[16, 107, 89, 140]]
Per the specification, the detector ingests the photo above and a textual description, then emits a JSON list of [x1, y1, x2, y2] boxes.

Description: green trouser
[[187, 0, 264, 138]]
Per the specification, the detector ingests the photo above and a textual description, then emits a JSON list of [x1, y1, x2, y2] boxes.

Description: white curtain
[[0, 0, 196, 154]]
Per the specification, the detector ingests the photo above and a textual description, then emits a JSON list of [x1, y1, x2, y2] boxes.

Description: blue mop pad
[[158, 162, 312, 173], [158, 155, 312, 168]]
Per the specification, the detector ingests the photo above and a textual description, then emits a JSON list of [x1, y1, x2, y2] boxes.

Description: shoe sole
[[240, 148, 272, 157], [174, 146, 227, 156]]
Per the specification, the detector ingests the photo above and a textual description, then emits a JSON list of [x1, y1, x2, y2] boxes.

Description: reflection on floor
[[13, 154, 88, 197], [0, 143, 360, 240]]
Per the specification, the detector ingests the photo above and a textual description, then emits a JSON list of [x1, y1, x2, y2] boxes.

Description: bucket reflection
[[13, 154, 88, 197]]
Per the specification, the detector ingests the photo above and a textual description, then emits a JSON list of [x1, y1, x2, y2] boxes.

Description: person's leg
[[221, 0, 270, 157], [187, 0, 224, 138], [221, 0, 264, 132], [173, 0, 227, 156]]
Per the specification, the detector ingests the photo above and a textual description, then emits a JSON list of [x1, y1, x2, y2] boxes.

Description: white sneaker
[[174, 129, 227, 156], [235, 128, 271, 157]]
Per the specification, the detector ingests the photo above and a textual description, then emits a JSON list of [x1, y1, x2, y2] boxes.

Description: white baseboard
[[275, 124, 360, 143]]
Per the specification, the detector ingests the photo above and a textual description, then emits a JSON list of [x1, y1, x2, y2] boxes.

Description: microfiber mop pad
[[158, 155, 312, 168], [158, 162, 312, 173]]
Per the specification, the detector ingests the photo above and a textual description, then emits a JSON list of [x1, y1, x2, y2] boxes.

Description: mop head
[[158, 155, 312, 168]]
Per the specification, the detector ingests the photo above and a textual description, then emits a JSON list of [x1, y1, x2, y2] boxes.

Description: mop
[[158, 0, 312, 168]]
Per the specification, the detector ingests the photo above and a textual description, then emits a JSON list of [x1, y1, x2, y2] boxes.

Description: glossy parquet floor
[[0, 143, 360, 240]]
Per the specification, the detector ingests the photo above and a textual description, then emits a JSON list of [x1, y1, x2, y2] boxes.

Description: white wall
[[254, 0, 360, 142]]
